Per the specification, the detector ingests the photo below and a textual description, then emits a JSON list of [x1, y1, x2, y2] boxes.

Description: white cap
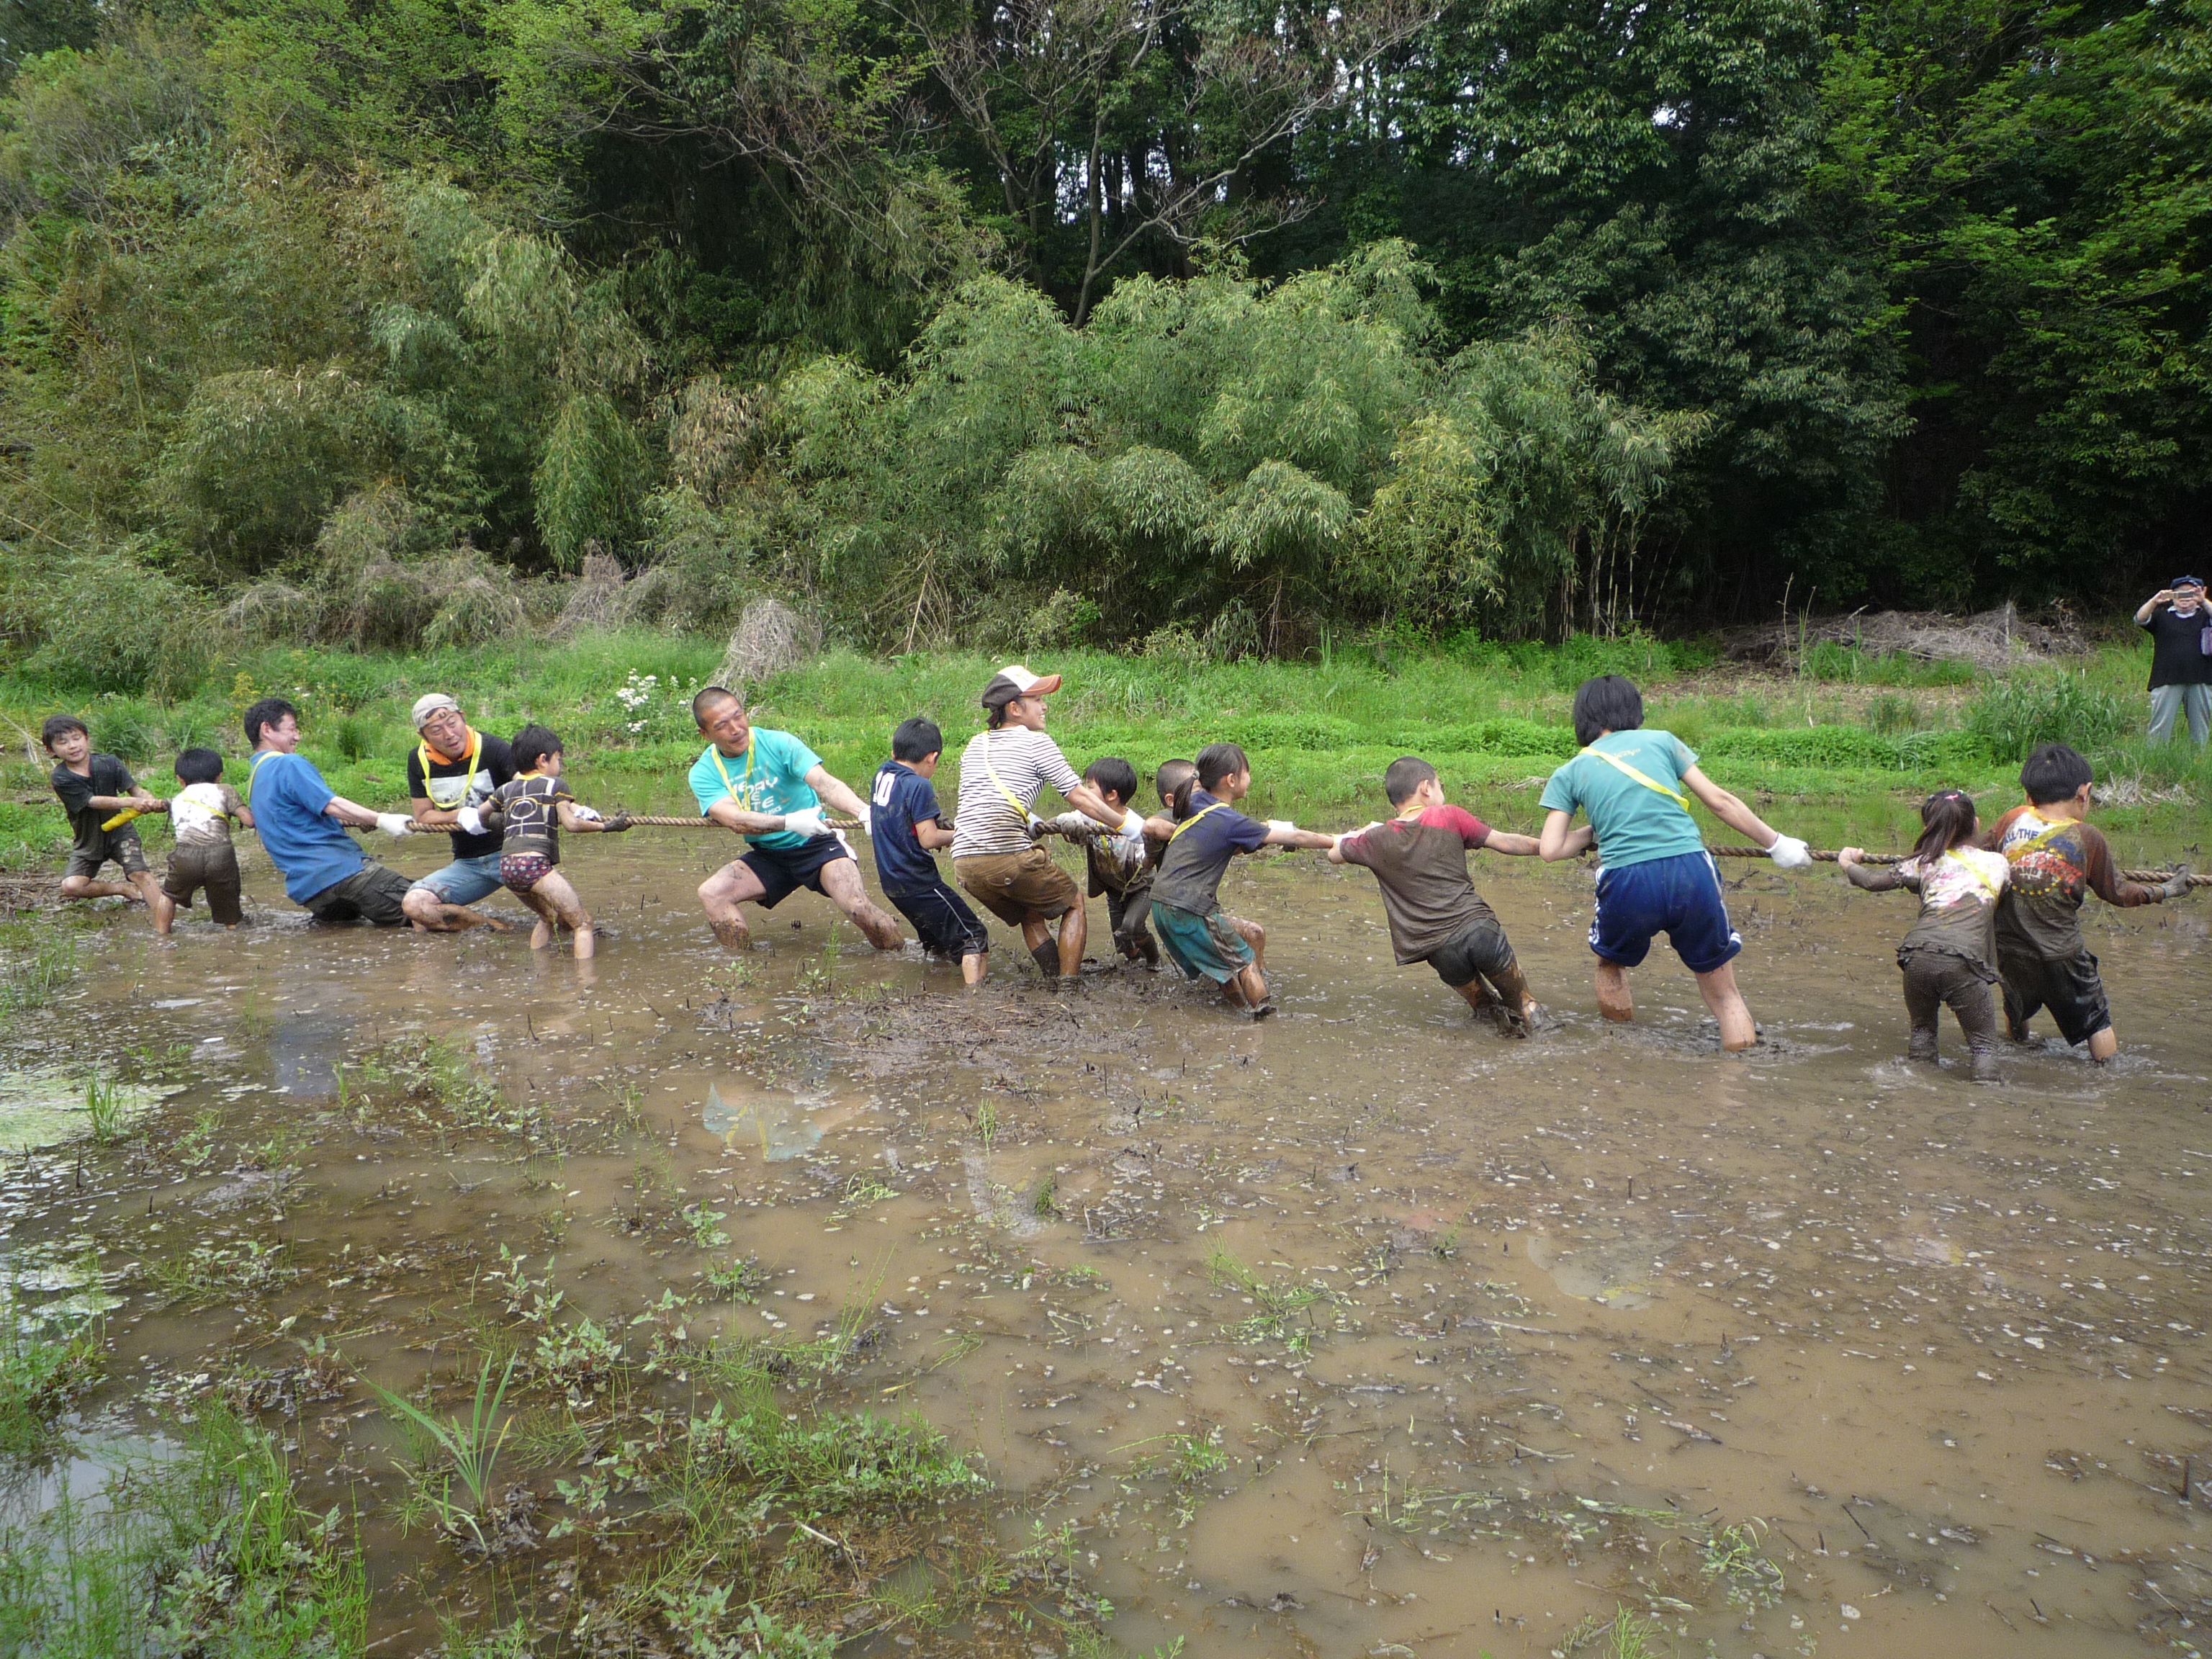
[[981, 664, 1062, 707], [411, 693, 461, 729]]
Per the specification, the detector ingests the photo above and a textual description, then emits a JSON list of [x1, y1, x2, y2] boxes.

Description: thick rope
[[1707, 845, 2208, 886]]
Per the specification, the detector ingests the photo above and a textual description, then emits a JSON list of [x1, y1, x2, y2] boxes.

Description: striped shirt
[[950, 727, 1084, 857]]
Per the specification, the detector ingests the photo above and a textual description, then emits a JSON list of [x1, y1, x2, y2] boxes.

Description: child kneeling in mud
[[1331, 755, 1545, 1035], [1839, 791, 2012, 1082], [483, 725, 629, 958], [1146, 743, 1334, 1014]]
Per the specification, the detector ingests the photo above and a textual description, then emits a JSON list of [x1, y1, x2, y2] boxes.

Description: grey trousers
[[2149, 683, 2212, 745], [1901, 952, 1997, 1059]]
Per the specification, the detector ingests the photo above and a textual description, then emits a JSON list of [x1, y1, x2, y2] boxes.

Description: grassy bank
[[4, 631, 2208, 875]]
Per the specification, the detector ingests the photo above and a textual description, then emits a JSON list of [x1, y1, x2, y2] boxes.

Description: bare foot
[[711, 919, 750, 951], [481, 916, 515, 933]]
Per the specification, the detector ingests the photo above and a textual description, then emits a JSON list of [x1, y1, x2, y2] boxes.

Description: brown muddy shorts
[[955, 847, 1079, 927], [163, 838, 245, 925]]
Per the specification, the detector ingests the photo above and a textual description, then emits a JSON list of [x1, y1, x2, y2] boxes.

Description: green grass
[[2, 631, 2202, 889], [0, 1402, 366, 1655], [0, 1297, 103, 1455]]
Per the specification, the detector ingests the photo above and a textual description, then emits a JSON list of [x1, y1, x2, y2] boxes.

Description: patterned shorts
[[500, 852, 554, 894]]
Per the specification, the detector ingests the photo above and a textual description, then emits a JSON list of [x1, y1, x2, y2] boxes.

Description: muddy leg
[[698, 860, 764, 952], [403, 886, 511, 933], [1482, 957, 1539, 1035], [1902, 959, 1943, 1062], [133, 870, 176, 935], [1226, 961, 1270, 1012], [1053, 901, 1086, 982], [1021, 919, 1060, 978], [531, 870, 595, 959], [60, 875, 139, 903], [1692, 961, 1756, 1051], [819, 856, 903, 950], [2087, 1027, 2118, 1063], [515, 884, 559, 950], [1950, 975, 2000, 1082], [1593, 960, 1635, 1022], [961, 951, 986, 987], [1231, 914, 1265, 974]]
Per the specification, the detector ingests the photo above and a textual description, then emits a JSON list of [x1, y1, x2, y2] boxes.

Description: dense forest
[[1, 0, 2206, 679]]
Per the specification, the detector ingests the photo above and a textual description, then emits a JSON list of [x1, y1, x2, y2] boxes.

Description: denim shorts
[[411, 852, 504, 907], [1589, 850, 1742, 974]]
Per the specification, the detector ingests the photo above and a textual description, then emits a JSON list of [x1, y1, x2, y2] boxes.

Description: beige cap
[[411, 693, 461, 729], [981, 664, 1062, 708]]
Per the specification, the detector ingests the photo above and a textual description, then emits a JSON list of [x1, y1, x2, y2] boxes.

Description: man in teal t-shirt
[[1537, 675, 1812, 1051], [687, 686, 903, 952]]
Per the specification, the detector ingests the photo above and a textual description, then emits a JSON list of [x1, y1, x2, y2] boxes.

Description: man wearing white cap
[[400, 693, 518, 932], [950, 665, 1148, 983]]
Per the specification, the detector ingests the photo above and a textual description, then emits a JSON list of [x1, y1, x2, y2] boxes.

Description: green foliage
[[0, 1402, 366, 1655], [0, 1295, 102, 1454], [684, 1390, 989, 1518], [1966, 674, 2128, 764], [370, 1352, 521, 1553]]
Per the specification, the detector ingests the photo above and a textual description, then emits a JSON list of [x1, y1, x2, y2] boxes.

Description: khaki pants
[[2149, 683, 2211, 745]]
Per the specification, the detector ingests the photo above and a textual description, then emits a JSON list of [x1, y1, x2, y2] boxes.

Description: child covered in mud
[[1329, 756, 1545, 1035], [1537, 675, 1812, 1051], [1035, 757, 1160, 968], [870, 716, 991, 984], [161, 747, 253, 930], [1979, 743, 2189, 1061], [482, 725, 629, 958], [1145, 742, 1335, 1014], [1839, 791, 2012, 1082], [42, 714, 174, 931]]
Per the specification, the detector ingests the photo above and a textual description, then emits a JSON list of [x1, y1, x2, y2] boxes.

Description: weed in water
[[1699, 1516, 1785, 1609], [681, 1202, 730, 1249], [440, 1617, 536, 1658], [835, 1172, 896, 1216], [171, 1107, 220, 1171], [533, 1315, 624, 1403], [0, 919, 81, 1015], [0, 1401, 364, 1651], [1207, 1245, 1335, 1356], [0, 1295, 103, 1453], [146, 1240, 299, 1307], [371, 1352, 522, 1555], [660, 1588, 836, 1658], [967, 1099, 1001, 1152], [82, 1073, 130, 1146], [1030, 1172, 1059, 1218], [704, 1255, 772, 1302]]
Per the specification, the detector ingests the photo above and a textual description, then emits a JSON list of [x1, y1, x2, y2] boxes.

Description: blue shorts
[[1151, 902, 1254, 984], [739, 835, 853, 909], [410, 853, 504, 907], [1589, 850, 1741, 974]]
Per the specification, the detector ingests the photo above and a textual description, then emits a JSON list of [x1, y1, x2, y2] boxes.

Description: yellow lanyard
[[1168, 801, 1227, 842], [979, 735, 1036, 824], [1936, 850, 2002, 899], [1580, 744, 1689, 810], [248, 750, 280, 809], [706, 741, 756, 809], [417, 728, 482, 809]]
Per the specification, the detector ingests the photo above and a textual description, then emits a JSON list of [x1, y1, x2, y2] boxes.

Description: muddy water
[[12, 821, 2212, 1658]]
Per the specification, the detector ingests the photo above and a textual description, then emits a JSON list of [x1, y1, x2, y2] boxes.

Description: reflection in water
[[703, 1079, 824, 1161]]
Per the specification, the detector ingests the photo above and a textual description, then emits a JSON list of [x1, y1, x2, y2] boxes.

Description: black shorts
[[163, 839, 244, 925], [1105, 879, 1156, 945], [302, 862, 414, 925], [1421, 916, 1516, 989], [888, 882, 990, 959], [738, 835, 853, 909], [2000, 946, 2112, 1046], [64, 824, 148, 881]]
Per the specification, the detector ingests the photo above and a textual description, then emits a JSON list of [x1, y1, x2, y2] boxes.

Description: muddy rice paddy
[[5, 818, 2211, 1658]]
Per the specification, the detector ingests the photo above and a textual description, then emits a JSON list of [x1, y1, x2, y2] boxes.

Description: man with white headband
[[950, 664, 1151, 984], [400, 692, 516, 932]]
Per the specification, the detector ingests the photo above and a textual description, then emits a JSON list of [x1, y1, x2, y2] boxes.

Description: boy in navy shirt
[[871, 718, 990, 984]]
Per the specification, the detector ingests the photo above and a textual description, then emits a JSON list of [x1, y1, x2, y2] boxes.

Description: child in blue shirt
[[870, 717, 989, 984], [1537, 675, 1812, 1051], [1146, 742, 1336, 1014]]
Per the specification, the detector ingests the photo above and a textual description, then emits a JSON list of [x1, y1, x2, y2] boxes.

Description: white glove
[[1767, 833, 1813, 870], [855, 804, 873, 837], [571, 804, 603, 823], [454, 805, 485, 837], [1025, 811, 1052, 839], [781, 806, 830, 839], [1266, 819, 1298, 836], [1117, 809, 1147, 838], [376, 813, 415, 838]]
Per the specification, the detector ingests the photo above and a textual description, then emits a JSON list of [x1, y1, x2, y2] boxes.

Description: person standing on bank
[[689, 686, 904, 953], [950, 665, 1151, 984], [2134, 577, 2212, 745], [401, 693, 516, 932], [241, 696, 423, 924]]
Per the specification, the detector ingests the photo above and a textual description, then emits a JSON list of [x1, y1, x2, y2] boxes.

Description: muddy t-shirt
[[1983, 805, 2155, 959], [2139, 604, 2212, 689], [171, 781, 244, 846], [406, 730, 515, 860], [1336, 805, 1497, 963], [50, 753, 138, 856], [1846, 848, 2008, 977], [493, 774, 572, 864], [1150, 790, 1270, 913]]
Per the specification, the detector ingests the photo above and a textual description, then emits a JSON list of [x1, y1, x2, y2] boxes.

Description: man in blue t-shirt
[[870, 716, 989, 983], [241, 696, 423, 924], [688, 685, 902, 952]]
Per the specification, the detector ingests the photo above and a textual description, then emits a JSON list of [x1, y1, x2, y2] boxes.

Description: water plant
[[145, 1240, 300, 1307], [82, 1073, 130, 1146], [371, 1352, 522, 1555], [0, 1298, 103, 1454], [1207, 1245, 1336, 1357]]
